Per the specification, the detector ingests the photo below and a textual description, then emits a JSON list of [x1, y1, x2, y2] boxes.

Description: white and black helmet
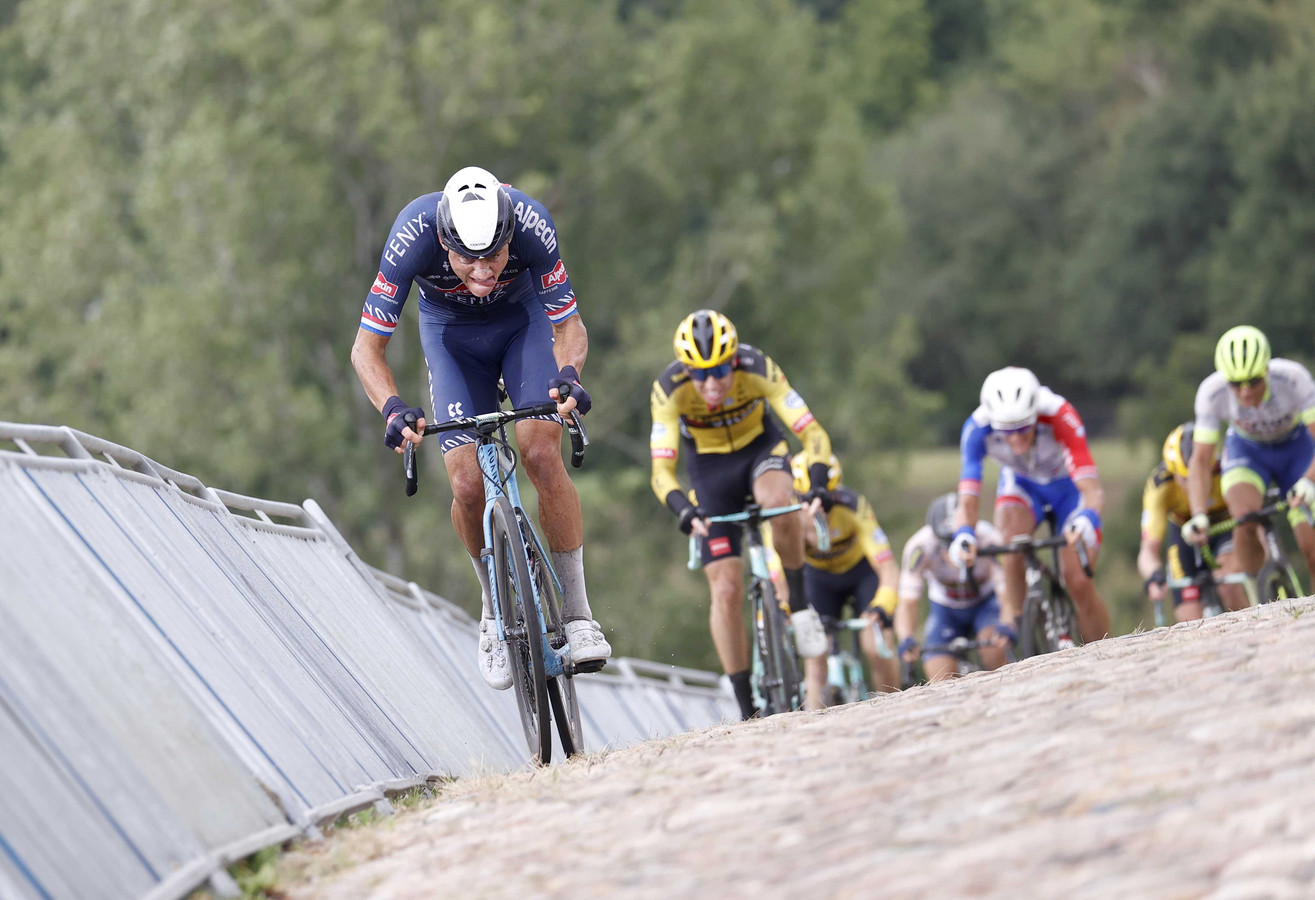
[[980, 366, 1041, 431], [436, 166, 515, 258]]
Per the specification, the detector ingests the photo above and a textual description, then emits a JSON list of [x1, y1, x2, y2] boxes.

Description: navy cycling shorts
[[418, 299, 561, 453]]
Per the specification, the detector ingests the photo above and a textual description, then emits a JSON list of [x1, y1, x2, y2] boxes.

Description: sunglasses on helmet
[[687, 362, 733, 381], [1228, 376, 1265, 390]]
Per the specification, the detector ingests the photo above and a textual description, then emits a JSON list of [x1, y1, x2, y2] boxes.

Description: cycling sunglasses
[[1228, 376, 1265, 390], [995, 423, 1035, 436], [687, 363, 733, 381]]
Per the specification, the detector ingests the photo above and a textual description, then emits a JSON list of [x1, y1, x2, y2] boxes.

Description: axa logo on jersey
[[371, 272, 398, 299], [541, 260, 568, 290]]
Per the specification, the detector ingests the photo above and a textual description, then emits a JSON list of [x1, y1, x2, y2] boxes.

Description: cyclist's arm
[[550, 315, 588, 375], [649, 375, 689, 515], [895, 538, 927, 646], [351, 329, 405, 414], [857, 498, 900, 616], [1137, 470, 1169, 582], [955, 415, 987, 531], [1186, 436, 1217, 518], [1075, 476, 1105, 518]]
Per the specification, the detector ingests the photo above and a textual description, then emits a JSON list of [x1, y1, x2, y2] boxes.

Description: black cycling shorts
[[803, 557, 889, 626], [1166, 524, 1235, 607], [688, 423, 791, 566]]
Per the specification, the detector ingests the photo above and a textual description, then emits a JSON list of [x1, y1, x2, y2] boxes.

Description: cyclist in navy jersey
[[351, 166, 610, 689]]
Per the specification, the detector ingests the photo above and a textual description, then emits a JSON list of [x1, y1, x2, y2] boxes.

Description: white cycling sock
[[469, 555, 493, 619], [552, 546, 593, 622]]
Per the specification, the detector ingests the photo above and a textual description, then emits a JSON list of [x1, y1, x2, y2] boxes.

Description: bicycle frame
[[1200, 500, 1308, 607], [401, 395, 588, 763]]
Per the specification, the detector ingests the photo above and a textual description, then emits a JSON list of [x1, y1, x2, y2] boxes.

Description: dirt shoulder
[[273, 599, 1315, 898]]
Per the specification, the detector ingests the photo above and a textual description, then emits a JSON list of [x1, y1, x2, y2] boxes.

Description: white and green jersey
[[1194, 359, 1315, 445]]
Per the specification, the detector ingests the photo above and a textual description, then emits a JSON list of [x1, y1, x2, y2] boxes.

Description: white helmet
[[437, 166, 515, 258], [980, 366, 1041, 431]]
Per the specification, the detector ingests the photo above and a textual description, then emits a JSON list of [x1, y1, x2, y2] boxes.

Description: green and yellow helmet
[[674, 309, 738, 369], [1214, 325, 1270, 382], [791, 452, 841, 494]]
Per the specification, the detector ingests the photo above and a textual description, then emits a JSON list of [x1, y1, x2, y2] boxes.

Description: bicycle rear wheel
[[530, 539, 583, 756], [491, 498, 552, 764], [1019, 588, 1046, 658], [1256, 561, 1301, 604]]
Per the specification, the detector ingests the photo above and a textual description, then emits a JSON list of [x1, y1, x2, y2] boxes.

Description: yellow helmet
[[791, 452, 841, 494], [674, 309, 738, 369], [1162, 422, 1194, 479], [1214, 325, 1270, 382]]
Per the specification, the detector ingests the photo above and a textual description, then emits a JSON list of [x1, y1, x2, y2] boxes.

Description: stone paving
[[279, 599, 1315, 899]]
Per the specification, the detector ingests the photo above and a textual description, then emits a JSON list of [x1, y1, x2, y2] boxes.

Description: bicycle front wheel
[[531, 543, 584, 756], [1019, 589, 1046, 658], [1256, 561, 1301, 604], [491, 498, 551, 764], [757, 580, 801, 715]]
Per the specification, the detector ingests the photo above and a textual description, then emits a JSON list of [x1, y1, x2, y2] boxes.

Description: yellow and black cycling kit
[[649, 344, 831, 508], [806, 489, 892, 574], [1140, 461, 1228, 545]]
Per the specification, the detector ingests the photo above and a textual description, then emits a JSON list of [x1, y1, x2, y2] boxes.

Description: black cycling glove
[[803, 461, 834, 511], [382, 396, 425, 450], [548, 366, 592, 416]]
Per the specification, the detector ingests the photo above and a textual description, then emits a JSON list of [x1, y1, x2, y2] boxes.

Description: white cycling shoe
[[478, 616, 513, 691], [791, 608, 828, 659], [564, 619, 612, 665]]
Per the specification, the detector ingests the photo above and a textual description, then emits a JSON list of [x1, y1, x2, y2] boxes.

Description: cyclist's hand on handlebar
[[382, 396, 426, 453], [548, 365, 591, 416], [897, 636, 919, 662], [948, 526, 977, 567], [1143, 568, 1166, 602], [802, 488, 833, 513], [1063, 509, 1101, 550], [990, 622, 1017, 647], [1288, 476, 1315, 510], [1180, 513, 1209, 546], [678, 504, 709, 537]]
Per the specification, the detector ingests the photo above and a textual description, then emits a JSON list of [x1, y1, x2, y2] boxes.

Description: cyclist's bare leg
[[517, 419, 583, 551], [859, 626, 900, 692], [1293, 520, 1315, 577], [995, 503, 1036, 624], [1224, 482, 1265, 574], [1176, 600, 1203, 623], [924, 654, 958, 681], [1060, 542, 1110, 641], [444, 443, 487, 558], [704, 557, 750, 673], [1215, 549, 1248, 612], [754, 468, 803, 567], [803, 656, 826, 709], [975, 626, 1008, 671]]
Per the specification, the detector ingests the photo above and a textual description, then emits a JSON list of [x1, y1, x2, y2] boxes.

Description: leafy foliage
[[3, 0, 1314, 666]]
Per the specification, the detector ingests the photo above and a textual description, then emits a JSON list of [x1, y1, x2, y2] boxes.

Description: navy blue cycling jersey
[[359, 185, 578, 333]]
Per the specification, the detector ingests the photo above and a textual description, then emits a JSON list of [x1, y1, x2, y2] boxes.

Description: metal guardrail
[[0, 423, 735, 899]]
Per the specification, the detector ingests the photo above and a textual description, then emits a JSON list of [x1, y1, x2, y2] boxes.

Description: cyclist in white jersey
[[897, 494, 1010, 681], [1182, 326, 1315, 578], [949, 367, 1111, 644]]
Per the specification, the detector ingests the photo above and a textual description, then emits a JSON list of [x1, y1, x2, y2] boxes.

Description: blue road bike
[[402, 388, 593, 764]]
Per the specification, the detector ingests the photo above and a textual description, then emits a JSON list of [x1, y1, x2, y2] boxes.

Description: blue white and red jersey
[[958, 387, 1098, 496], [359, 186, 577, 334]]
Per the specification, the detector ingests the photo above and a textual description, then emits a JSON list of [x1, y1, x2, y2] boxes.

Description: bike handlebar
[[685, 506, 830, 569], [976, 533, 1093, 578], [402, 385, 588, 497]]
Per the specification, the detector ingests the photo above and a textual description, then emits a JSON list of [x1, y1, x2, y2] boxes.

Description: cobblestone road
[[280, 599, 1315, 899]]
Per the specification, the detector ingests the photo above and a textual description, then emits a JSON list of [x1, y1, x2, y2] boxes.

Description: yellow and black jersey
[[805, 487, 894, 575], [649, 345, 831, 504], [1140, 461, 1228, 544]]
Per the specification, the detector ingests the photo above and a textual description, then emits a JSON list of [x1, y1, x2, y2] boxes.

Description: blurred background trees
[[3, 0, 1313, 668]]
